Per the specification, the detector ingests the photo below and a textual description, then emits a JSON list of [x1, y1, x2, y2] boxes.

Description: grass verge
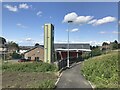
[[81, 51, 119, 88], [2, 62, 58, 88]]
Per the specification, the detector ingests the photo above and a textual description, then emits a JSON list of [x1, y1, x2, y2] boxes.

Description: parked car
[[26, 59, 31, 62], [18, 58, 32, 62], [18, 59, 26, 62]]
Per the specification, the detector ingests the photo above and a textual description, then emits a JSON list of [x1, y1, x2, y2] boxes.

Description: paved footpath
[[56, 62, 93, 88]]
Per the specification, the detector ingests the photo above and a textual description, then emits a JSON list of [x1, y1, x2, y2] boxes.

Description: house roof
[[24, 45, 44, 54], [19, 46, 34, 50], [55, 49, 91, 52], [54, 43, 90, 49]]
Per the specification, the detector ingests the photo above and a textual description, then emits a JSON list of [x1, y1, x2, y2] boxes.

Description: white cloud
[[99, 30, 120, 34], [63, 12, 93, 25], [16, 23, 28, 28], [19, 3, 29, 9], [70, 28, 79, 32], [89, 16, 116, 26], [4, 4, 18, 12], [37, 11, 42, 16], [4, 3, 32, 13], [112, 31, 120, 34], [25, 38, 33, 41], [34, 40, 43, 45], [66, 28, 79, 32], [74, 16, 94, 24], [88, 19, 97, 24], [89, 41, 103, 46], [99, 31, 107, 34], [63, 12, 78, 23]]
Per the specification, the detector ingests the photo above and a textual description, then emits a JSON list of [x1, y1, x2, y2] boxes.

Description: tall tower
[[44, 23, 54, 63]]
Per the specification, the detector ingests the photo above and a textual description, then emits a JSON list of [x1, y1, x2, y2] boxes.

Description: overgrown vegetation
[[11, 51, 22, 59], [2, 62, 57, 72], [38, 80, 55, 88], [81, 51, 119, 88], [2, 62, 58, 88]]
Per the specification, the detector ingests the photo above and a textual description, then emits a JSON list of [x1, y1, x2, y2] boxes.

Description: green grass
[[2, 62, 58, 88], [2, 62, 57, 72], [81, 51, 119, 88]]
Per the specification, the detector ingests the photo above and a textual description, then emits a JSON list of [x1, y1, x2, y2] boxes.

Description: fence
[[55, 57, 83, 70]]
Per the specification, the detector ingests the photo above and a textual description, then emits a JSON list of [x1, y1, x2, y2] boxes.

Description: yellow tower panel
[[44, 23, 54, 63]]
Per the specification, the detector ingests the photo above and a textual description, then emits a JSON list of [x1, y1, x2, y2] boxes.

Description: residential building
[[0, 37, 7, 60], [24, 46, 44, 61]]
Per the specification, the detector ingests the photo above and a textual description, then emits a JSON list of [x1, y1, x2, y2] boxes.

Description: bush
[[81, 52, 91, 60], [91, 48, 102, 57], [11, 52, 22, 59], [2, 62, 57, 72]]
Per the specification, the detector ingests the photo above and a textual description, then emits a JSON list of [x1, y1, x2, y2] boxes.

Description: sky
[[2, 2, 119, 46]]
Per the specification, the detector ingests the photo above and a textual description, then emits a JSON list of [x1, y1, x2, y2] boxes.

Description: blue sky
[[2, 2, 118, 46]]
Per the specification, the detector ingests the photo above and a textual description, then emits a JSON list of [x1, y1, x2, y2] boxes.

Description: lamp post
[[67, 20, 73, 68]]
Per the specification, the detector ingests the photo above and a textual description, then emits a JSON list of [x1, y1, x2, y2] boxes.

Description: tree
[[11, 51, 22, 59], [110, 40, 118, 50], [90, 45, 99, 50], [114, 40, 118, 44], [102, 42, 109, 46], [35, 43, 40, 47], [118, 43, 120, 49], [7, 41, 19, 52], [91, 48, 102, 57]]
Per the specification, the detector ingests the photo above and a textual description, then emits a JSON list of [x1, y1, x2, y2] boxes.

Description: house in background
[[24, 45, 44, 61], [0, 37, 7, 60], [23, 43, 91, 62]]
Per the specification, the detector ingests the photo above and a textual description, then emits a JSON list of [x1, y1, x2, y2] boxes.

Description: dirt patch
[[2, 72, 57, 88]]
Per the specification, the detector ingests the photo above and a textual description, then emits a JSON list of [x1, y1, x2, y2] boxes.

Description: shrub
[[81, 52, 91, 60], [11, 52, 22, 59], [91, 48, 102, 57]]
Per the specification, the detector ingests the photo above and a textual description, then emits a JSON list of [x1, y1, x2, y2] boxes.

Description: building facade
[[54, 43, 91, 60], [24, 46, 44, 61], [44, 23, 54, 63], [0, 37, 7, 60]]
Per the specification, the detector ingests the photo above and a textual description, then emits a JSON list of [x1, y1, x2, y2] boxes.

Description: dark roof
[[19, 46, 34, 50], [54, 43, 90, 49], [24, 45, 44, 54]]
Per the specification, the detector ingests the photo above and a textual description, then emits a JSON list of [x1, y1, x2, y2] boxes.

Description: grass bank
[[2, 62, 58, 88], [81, 51, 119, 88]]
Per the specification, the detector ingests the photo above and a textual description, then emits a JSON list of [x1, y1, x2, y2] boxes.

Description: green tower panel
[[44, 24, 54, 63]]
